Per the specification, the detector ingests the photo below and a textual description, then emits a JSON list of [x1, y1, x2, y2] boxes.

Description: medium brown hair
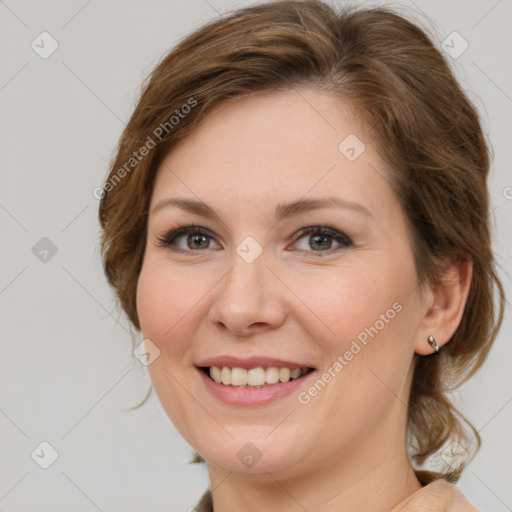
[[98, 0, 504, 482]]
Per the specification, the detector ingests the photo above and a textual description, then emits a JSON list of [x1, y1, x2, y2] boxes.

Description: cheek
[[292, 255, 420, 409], [135, 264, 205, 441], [137, 269, 168, 338], [292, 261, 408, 345], [136, 263, 198, 352], [295, 266, 417, 429]]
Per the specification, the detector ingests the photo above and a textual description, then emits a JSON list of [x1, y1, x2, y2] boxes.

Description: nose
[[208, 249, 286, 337]]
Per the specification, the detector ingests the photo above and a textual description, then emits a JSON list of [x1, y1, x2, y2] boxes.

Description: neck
[[207, 418, 422, 512]]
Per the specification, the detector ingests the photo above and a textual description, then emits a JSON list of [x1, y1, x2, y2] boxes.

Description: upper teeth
[[209, 366, 310, 387]]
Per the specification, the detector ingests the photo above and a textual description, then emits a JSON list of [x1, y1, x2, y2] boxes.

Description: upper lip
[[196, 355, 315, 370]]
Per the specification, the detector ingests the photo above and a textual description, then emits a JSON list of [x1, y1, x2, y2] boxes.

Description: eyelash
[[155, 224, 353, 256]]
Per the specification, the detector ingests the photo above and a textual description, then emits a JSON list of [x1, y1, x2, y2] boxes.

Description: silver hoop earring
[[428, 335, 440, 353]]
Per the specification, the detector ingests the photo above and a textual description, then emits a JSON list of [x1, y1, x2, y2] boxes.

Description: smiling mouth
[[199, 366, 314, 388]]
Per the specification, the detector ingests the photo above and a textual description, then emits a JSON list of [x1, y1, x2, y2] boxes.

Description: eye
[[155, 225, 219, 252], [155, 224, 353, 256], [289, 226, 353, 255]]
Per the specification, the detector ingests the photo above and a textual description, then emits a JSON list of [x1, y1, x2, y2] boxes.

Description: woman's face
[[136, 88, 427, 479]]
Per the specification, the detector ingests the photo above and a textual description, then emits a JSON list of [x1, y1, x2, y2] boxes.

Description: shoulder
[[196, 477, 480, 512], [392, 477, 480, 512]]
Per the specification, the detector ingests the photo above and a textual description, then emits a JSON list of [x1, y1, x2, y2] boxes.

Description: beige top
[[194, 471, 480, 511]]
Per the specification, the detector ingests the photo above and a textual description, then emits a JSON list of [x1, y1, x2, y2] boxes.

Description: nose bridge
[[209, 243, 285, 334], [221, 245, 267, 311], [228, 251, 262, 299]]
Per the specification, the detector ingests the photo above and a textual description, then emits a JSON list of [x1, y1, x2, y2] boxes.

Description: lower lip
[[197, 368, 316, 406]]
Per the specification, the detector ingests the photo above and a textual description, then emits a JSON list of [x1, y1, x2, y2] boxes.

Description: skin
[[136, 87, 472, 511]]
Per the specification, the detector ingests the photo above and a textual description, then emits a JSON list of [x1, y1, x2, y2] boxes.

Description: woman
[[98, 1, 504, 510]]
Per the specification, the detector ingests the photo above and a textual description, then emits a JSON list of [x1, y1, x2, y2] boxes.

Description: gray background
[[0, 0, 510, 510]]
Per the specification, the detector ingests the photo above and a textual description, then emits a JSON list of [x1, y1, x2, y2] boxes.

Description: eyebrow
[[150, 195, 373, 222]]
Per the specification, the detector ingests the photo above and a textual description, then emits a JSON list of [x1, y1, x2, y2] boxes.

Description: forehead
[[151, 88, 394, 218]]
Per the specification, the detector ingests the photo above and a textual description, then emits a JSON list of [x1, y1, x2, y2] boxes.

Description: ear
[[414, 258, 473, 355]]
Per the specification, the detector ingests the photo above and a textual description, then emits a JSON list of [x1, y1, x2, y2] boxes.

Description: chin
[[193, 434, 310, 477]]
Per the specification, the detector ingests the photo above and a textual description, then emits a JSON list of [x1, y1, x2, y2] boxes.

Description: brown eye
[[309, 233, 332, 251], [187, 233, 210, 249], [291, 226, 352, 254], [156, 225, 219, 252]]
